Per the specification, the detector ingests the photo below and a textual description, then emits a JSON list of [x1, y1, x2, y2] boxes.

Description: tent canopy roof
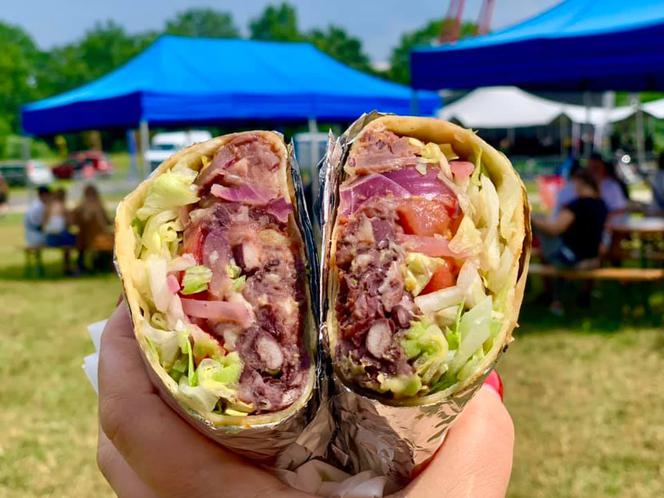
[[440, 86, 639, 128], [411, 0, 664, 91], [23, 35, 439, 135]]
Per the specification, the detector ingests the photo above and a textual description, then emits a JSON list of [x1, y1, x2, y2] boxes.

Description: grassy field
[[0, 213, 662, 498]]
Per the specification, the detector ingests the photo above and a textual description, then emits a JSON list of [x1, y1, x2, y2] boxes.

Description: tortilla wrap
[[325, 115, 530, 405], [115, 131, 316, 441]]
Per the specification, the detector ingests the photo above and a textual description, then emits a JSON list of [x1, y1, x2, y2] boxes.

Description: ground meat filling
[[334, 197, 415, 388], [182, 152, 308, 414]]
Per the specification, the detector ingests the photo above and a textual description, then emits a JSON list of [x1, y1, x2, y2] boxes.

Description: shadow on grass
[[519, 276, 664, 334], [0, 261, 115, 281]]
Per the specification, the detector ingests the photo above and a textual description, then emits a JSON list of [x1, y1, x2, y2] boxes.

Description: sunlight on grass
[[0, 212, 662, 497]]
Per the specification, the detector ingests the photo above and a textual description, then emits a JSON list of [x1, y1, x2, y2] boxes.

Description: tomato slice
[[397, 198, 453, 237], [421, 260, 458, 294]]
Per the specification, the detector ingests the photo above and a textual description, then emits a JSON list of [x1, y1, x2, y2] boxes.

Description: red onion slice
[[181, 298, 252, 328]]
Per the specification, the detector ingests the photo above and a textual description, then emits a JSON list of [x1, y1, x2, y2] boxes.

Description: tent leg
[[631, 93, 646, 170], [410, 90, 420, 116], [308, 117, 319, 193], [126, 129, 138, 182], [139, 119, 150, 178], [583, 92, 592, 158]]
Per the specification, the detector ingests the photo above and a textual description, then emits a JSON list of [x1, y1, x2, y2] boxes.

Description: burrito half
[[326, 116, 529, 401], [115, 131, 316, 430]]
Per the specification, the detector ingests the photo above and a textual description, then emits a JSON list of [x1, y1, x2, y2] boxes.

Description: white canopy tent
[[643, 98, 664, 118], [439, 86, 637, 128]]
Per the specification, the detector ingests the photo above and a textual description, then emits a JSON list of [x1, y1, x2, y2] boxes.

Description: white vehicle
[[146, 131, 212, 171]]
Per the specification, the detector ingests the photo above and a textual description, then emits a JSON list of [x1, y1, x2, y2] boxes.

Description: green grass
[[0, 216, 116, 498], [0, 213, 662, 497]]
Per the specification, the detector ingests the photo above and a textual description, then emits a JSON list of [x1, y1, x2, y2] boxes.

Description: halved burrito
[[115, 131, 316, 434], [326, 116, 529, 401]]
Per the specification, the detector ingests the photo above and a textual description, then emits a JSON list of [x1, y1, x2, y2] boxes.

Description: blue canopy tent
[[23, 36, 439, 135], [410, 0, 664, 92]]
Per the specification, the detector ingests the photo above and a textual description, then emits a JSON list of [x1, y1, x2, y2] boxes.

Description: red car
[[52, 151, 113, 179]]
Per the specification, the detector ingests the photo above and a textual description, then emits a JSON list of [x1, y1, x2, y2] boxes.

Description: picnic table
[[607, 215, 664, 267]]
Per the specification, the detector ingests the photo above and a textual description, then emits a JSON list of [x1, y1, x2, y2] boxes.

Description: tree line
[[0, 3, 477, 144]]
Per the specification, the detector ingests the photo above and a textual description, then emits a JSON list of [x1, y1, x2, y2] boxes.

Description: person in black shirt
[[533, 169, 608, 267]]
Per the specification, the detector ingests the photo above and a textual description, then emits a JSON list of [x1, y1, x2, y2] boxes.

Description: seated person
[[532, 169, 608, 267], [44, 188, 76, 247], [552, 159, 581, 217], [70, 184, 113, 273], [649, 152, 664, 213], [587, 153, 628, 214], [24, 186, 50, 248]]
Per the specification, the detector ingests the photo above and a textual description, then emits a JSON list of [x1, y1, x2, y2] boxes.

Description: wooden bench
[[24, 245, 75, 278], [529, 263, 664, 282]]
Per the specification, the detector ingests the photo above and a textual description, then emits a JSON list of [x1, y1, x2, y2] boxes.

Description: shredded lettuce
[[169, 355, 188, 383], [470, 148, 483, 187], [414, 285, 464, 315], [402, 319, 450, 386], [190, 326, 224, 363], [440, 144, 459, 161], [141, 322, 180, 369], [181, 265, 212, 295], [449, 296, 493, 374], [146, 256, 171, 312], [404, 253, 445, 297], [456, 261, 486, 308], [141, 210, 181, 257], [377, 374, 422, 398], [225, 263, 246, 292], [136, 165, 199, 221], [448, 216, 482, 256], [177, 376, 219, 413]]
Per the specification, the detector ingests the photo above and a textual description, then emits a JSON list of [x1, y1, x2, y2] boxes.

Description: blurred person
[[0, 173, 8, 215], [532, 170, 608, 313], [552, 158, 582, 216], [587, 152, 628, 214], [44, 188, 76, 273], [71, 184, 112, 273], [24, 185, 50, 247], [97, 303, 514, 498], [44, 188, 75, 246], [649, 152, 664, 213], [533, 169, 608, 267]]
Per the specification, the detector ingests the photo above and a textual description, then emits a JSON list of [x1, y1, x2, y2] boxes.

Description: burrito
[[325, 115, 529, 402], [115, 131, 316, 443]]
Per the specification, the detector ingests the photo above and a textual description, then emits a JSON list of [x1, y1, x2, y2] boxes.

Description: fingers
[[398, 385, 514, 498], [97, 426, 160, 498], [98, 304, 308, 498]]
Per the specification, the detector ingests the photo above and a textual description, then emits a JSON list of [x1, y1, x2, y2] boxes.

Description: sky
[[3, 0, 560, 62]]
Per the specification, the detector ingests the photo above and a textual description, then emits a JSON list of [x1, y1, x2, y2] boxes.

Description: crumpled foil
[[112, 135, 323, 466], [317, 112, 491, 493]]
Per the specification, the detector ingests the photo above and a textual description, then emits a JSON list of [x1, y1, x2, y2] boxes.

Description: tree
[[388, 20, 477, 84], [39, 21, 155, 96], [307, 25, 372, 73], [0, 22, 42, 133], [249, 3, 301, 42], [165, 8, 240, 38]]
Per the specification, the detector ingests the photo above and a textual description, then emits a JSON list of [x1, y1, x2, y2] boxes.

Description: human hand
[[98, 304, 513, 498]]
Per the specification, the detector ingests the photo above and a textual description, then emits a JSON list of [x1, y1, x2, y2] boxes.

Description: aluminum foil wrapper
[[317, 112, 493, 493], [112, 137, 324, 467]]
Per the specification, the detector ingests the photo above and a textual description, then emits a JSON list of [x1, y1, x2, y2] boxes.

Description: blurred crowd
[[24, 184, 113, 275], [531, 151, 664, 312]]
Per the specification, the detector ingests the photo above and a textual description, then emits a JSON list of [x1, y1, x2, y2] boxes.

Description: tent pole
[[139, 119, 150, 178], [308, 117, 319, 195], [583, 92, 592, 158], [126, 129, 138, 183], [631, 93, 646, 169], [559, 117, 565, 159]]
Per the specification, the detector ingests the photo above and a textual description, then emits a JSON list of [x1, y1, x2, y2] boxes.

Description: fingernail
[[483, 370, 504, 401]]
